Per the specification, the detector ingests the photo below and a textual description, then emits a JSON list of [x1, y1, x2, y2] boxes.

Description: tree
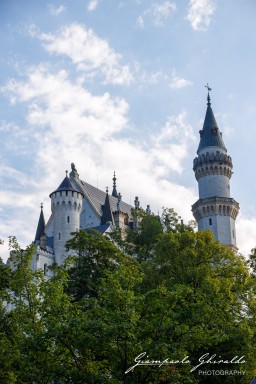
[[65, 229, 131, 301], [1, 228, 256, 383]]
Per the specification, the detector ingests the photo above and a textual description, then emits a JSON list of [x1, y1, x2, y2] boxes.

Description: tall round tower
[[50, 172, 84, 265], [192, 88, 239, 250]]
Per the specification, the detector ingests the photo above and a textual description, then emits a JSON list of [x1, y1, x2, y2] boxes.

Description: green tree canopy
[[0, 219, 256, 383]]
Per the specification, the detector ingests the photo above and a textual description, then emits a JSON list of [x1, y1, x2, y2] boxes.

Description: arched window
[[209, 218, 212, 226], [67, 216, 70, 223]]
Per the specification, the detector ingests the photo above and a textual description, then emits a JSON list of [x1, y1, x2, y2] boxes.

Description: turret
[[101, 187, 114, 225], [34, 203, 45, 244], [50, 171, 84, 264], [192, 86, 239, 250]]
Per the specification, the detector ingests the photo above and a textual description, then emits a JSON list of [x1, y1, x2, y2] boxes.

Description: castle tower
[[192, 87, 239, 250], [50, 172, 84, 264]]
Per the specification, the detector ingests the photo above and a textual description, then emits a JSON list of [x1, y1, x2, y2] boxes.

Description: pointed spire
[[101, 192, 114, 225], [50, 171, 83, 197], [205, 83, 212, 106], [112, 171, 118, 198], [35, 203, 45, 242], [197, 86, 227, 154]]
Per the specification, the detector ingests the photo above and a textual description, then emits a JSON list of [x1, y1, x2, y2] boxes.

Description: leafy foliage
[[1, 214, 256, 383]]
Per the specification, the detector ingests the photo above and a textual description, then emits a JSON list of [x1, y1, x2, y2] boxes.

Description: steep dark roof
[[50, 176, 82, 197], [70, 177, 132, 218], [35, 206, 45, 242], [46, 236, 54, 249], [101, 193, 114, 225], [197, 98, 227, 154]]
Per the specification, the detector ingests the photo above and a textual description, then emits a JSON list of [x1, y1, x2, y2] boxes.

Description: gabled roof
[[50, 176, 82, 197], [35, 205, 45, 242], [197, 96, 227, 154], [70, 176, 132, 218]]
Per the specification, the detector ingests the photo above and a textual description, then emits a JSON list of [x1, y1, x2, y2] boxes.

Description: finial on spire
[[112, 171, 118, 198], [106, 186, 109, 194], [205, 83, 212, 106], [40, 202, 43, 210], [65, 170, 68, 177]]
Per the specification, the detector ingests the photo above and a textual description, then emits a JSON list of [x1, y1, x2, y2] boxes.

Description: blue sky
[[1, 0, 256, 260]]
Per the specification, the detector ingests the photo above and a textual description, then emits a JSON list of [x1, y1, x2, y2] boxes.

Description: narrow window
[[58, 232, 61, 240], [44, 263, 47, 276], [209, 218, 212, 226], [67, 216, 70, 223]]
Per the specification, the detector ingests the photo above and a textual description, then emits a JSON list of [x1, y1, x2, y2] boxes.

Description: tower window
[[44, 263, 47, 276], [67, 216, 70, 223], [58, 233, 61, 240], [209, 218, 212, 226]]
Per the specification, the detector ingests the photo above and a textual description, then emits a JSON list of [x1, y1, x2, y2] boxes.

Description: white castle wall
[[31, 247, 54, 277], [80, 197, 100, 229], [198, 215, 236, 247], [198, 174, 230, 199]]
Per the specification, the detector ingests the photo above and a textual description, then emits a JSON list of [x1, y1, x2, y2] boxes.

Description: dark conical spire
[[101, 189, 114, 225], [112, 171, 118, 198], [35, 203, 45, 242], [197, 86, 227, 154], [49, 172, 83, 197]]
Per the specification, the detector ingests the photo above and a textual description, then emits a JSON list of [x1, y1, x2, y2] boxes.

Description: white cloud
[[152, 1, 177, 26], [170, 69, 193, 89], [1, 65, 197, 260], [151, 111, 196, 175], [39, 23, 133, 85], [48, 4, 66, 16], [136, 15, 145, 29], [87, 0, 99, 11], [236, 216, 256, 257], [137, 1, 177, 29], [186, 0, 216, 31]]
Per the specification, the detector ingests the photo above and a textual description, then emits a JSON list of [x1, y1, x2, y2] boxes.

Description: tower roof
[[50, 174, 83, 197], [197, 92, 227, 153], [100, 190, 114, 225], [35, 204, 45, 242]]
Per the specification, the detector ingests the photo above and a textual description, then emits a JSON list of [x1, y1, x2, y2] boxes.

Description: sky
[[1, 0, 256, 261]]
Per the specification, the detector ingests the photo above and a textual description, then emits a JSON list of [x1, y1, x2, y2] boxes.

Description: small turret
[[35, 203, 45, 243], [101, 188, 114, 225]]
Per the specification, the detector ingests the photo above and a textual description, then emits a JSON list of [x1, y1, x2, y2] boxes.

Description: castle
[[32, 89, 240, 275]]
